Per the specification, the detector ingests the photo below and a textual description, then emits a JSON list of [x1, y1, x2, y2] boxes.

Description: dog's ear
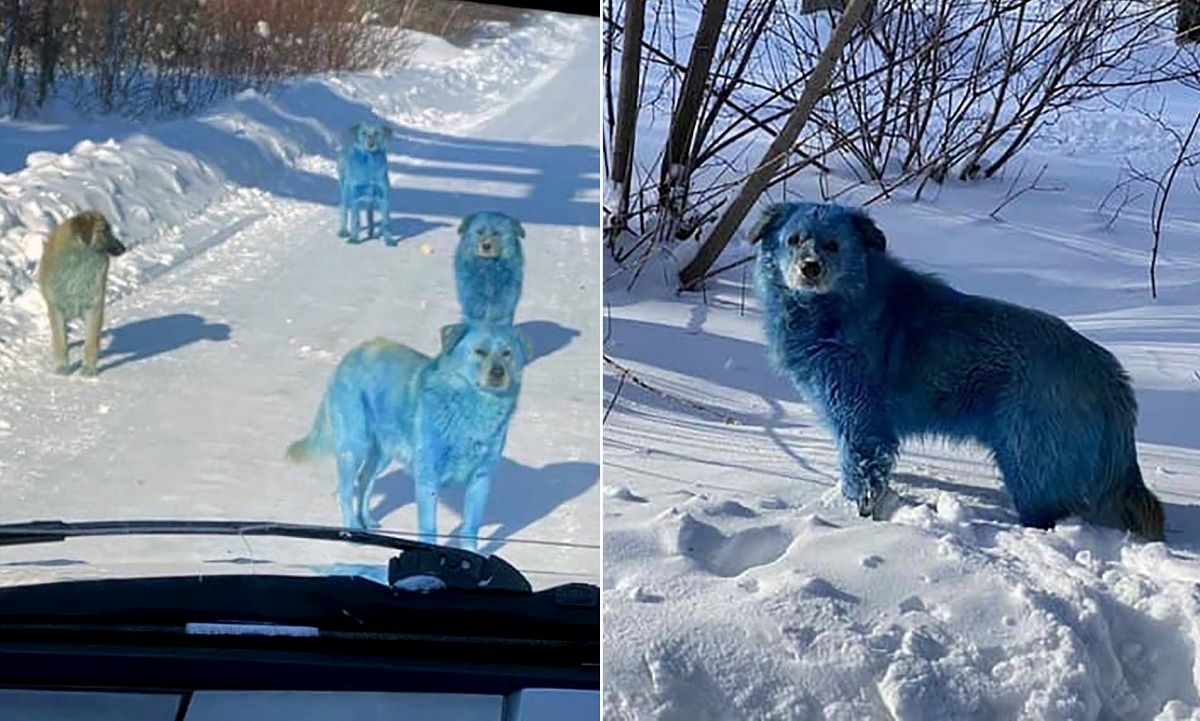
[[747, 203, 792, 245], [457, 213, 477, 236], [71, 211, 103, 247], [847, 209, 887, 253], [509, 216, 525, 239], [440, 323, 468, 353]]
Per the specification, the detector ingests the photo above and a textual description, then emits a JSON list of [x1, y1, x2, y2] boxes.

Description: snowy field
[[602, 13, 1200, 721], [0, 13, 601, 590]]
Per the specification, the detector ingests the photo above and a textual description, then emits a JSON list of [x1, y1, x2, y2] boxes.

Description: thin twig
[[988, 163, 1063, 220], [699, 253, 756, 285], [603, 355, 741, 425], [603, 369, 628, 425], [1150, 107, 1200, 299]]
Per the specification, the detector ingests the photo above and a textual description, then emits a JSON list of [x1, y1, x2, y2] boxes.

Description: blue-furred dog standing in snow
[[337, 122, 394, 244], [285, 322, 532, 552], [454, 211, 525, 325], [751, 201, 1165, 541]]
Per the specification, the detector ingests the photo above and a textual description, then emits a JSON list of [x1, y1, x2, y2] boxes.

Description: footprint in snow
[[661, 513, 794, 578], [607, 486, 649, 503], [628, 586, 664, 603], [702, 499, 757, 518], [759, 496, 790, 510], [797, 576, 860, 604]]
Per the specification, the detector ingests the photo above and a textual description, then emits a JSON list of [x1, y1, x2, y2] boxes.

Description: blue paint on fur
[[337, 122, 394, 244], [752, 201, 1164, 539], [454, 211, 525, 325], [287, 323, 532, 551]]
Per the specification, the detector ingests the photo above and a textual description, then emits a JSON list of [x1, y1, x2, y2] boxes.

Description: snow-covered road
[[0, 14, 601, 590]]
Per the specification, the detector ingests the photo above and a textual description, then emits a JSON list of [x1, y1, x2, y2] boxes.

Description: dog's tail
[[286, 397, 333, 463], [1115, 464, 1166, 542]]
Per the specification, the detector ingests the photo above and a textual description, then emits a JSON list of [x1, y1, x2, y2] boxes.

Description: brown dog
[[37, 211, 127, 376]]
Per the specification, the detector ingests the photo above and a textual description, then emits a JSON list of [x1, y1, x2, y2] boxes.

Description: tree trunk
[[0, 0, 20, 95], [35, 0, 59, 107], [658, 0, 730, 226], [608, 0, 646, 226], [1180, 0, 1200, 44], [678, 0, 875, 290]]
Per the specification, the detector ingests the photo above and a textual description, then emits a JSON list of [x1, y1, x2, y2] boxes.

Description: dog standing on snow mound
[[38, 210, 128, 377], [285, 322, 533, 552], [337, 122, 394, 245], [750, 200, 1165, 541], [454, 211, 525, 326]]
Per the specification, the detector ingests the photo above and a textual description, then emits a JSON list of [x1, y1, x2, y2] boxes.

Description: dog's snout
[[477, 234, 500, 257], [488, 364, 506, 380], [801, 261, 821, 279]]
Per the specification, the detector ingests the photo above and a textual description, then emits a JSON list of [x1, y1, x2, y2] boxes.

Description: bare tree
[[657, 0, 730, 240], [678, 0, 875, 290], [608, 0, 647, 235], [0, 0, 27, 113], [1182, 0, 1200, 43]]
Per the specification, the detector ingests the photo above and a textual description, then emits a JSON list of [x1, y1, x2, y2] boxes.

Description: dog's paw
[[869, 487, 904, 521], [358, 516, 381, 530], [858, 486, 884, 518], [337, 228, 350, 238], [51, 364, 70, 376], [857, 486, 901, 520], [79, 366, 97, 378]]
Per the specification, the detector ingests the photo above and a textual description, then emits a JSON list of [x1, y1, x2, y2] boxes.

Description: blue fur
[[337, 122, 394, 244], [287, 323, 533, 552], [454, 211, 525, 325], [752, 201, 1162, 538]]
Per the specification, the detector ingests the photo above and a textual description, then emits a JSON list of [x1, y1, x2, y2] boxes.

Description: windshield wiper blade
[[0, 519, 532, 593]]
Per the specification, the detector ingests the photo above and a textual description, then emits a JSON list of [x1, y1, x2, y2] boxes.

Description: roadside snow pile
[[0, 13, 581, 322], [334, 13, 584, 132]]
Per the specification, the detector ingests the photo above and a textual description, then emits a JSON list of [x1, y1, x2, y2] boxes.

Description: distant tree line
[[0, 0, 524, 119]]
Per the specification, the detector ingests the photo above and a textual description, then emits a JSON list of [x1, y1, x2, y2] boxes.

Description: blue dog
[[454, 211, 525, 325], [751, 201, 1164, 541], [286, 322, 532, 552], [337, 122, 394, 244]]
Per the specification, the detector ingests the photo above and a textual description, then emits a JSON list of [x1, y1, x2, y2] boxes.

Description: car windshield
[[0, 0, 600, 594]]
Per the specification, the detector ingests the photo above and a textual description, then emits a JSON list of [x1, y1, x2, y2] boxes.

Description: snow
[[603, 9, 1200, 721], [0, 12, 601, 592]]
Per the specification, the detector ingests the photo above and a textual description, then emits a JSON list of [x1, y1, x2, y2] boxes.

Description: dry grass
[[2, 0, 409, 116]]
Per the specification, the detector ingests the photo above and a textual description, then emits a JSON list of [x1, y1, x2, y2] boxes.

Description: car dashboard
[[0, 688, 598, 720]]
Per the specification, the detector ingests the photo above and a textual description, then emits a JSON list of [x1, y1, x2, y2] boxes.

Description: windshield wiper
[[0, 519, 533, 593]]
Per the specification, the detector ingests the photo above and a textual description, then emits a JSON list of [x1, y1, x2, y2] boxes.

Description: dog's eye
[[474, 348, 487, 357], [501, 349, 512, 358], [824, 241, 839, 253], [787, 235, 800, 247]]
